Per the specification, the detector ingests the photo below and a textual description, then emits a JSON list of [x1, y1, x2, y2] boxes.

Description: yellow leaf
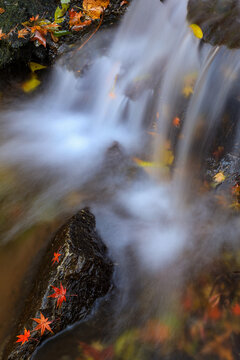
[[213, 172, 226, 184], [21, 74, 41, 93], [82, 0, 110, 20], [189, 24, 203, 39], [182, 85, 193, 97], [29, 62, 47, 72]]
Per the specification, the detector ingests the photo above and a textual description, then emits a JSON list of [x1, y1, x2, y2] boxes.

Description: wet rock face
[[3, 209, 113, 360], [188, 0, 240, 48], [0, 0, 130, 71]]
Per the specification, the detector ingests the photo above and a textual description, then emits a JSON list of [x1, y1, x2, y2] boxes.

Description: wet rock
[[0, 0, 58, 69], [3, 208, 113, 360], [187, 0, 240, 48], [0, 0, 131, 72]]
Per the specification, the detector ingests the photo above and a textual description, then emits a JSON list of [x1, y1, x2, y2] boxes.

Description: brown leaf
[[82, 0, 109, 20], [32, 30, 46, 47], [18, 28, 29, 38]]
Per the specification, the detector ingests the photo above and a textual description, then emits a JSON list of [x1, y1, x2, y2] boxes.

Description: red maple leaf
[[48, 282, 67, 308], [52, 251, 61, 265], [32, 29, 46, 47], [32, 312, 54, 336], [16, 328, 31, 345]]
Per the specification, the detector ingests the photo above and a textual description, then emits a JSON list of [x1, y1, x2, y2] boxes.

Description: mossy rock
[[0, 0, 58, 69]]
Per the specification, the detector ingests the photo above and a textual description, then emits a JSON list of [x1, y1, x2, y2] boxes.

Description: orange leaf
[[18, 28, 29, 38], [32, 313, 53, 336], [173, 117, 180, 128], [82, 0, 110, 20], [30, 15, 39, 22], [51, 251, 61, 265], [16, 328, 31, 345], [207, 306, 222, 320], [32, 30, 46, 47], [0, 29, 7, 40], [0, 8, 5, 14]]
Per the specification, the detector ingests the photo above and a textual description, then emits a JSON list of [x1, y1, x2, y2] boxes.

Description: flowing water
[[1, 0, 240, 358]]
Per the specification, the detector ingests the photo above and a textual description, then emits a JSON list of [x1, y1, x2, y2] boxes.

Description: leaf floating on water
[[189, 24, 203, 39], [22, 74, 41, 93], [82, 0, 110, 20], [32, 29, 47, 47], [0, 29, 7, 40]]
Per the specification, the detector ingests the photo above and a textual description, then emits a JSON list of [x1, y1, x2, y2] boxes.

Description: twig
[[76, 11, 103, 52]]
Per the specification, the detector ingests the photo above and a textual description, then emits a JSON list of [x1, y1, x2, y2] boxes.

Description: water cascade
[[1, 0, 240, 358]]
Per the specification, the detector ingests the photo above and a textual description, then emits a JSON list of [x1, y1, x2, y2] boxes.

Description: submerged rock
[[3, 208, 113, 360]]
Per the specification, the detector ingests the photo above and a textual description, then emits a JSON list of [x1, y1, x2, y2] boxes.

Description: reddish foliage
[[32, 313, 53, 336], [48, 282, 67, 308], [16, 328, 31, 345], [52, 251, 61, 265]]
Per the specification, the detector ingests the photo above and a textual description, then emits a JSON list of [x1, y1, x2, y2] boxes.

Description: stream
[[1, 0, 240, 359]]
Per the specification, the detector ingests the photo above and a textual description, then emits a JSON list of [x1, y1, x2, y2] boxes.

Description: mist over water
[[2, 1, 240, 353]]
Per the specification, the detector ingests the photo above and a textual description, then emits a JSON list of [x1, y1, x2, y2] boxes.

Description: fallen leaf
[[32, 313, 53, 336], [30, 15, 39, 22], [21, 74, 41, 93], [52, 251, 61, 265], [29, 62, 47, 72], [18, 28, 29, 38], [0, 8, 5, 14], [190, 24, 203, 39], [48, 282, 67, 308], [16, 328, 31, 345], [82, 0, 110, 20], [213, 172, 226, 184], [55, 4, 69, 23], [120, 1, 128, 6]]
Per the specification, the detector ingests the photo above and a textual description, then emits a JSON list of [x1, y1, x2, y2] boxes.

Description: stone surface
[[3, 208, 113, 360], [0, 0, 131, 71], [187, 0, 240, 48]]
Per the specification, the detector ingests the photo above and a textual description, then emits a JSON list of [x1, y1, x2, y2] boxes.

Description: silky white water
[[1, 0, 240, 330]]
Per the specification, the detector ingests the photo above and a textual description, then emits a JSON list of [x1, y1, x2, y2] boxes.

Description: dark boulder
[[3, 208, 113, 360], [187, 0, 240, 48]]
